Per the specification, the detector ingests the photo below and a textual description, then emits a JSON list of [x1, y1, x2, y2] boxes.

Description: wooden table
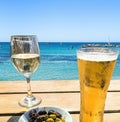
[[0, 80, 120, 122]]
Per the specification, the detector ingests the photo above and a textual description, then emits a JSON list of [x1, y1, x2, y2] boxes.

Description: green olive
[[56, 117, 61, 121], [61, 118, 66, 122], [46, 118, 54, 122], [49, 114, 56, 119]]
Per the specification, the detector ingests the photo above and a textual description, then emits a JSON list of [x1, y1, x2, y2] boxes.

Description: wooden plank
[[109, 80, 120, 91], [105, 92, 120, 111], [1, 113, 120, 122], [0, 93, 79, 114], [0, 80, 80, 93], [0, 80, 120, 93], [0, 92, 120, 114]]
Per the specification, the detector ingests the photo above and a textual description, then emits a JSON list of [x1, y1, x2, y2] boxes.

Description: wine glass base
[[19, 96, 42, 108]]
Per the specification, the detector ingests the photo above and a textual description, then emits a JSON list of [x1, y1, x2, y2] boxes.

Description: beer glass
[[11, 35, 42, 108], [77, 48, 118, 122]]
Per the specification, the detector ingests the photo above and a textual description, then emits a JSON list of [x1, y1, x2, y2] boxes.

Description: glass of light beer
[[77, 47, 118, 122]]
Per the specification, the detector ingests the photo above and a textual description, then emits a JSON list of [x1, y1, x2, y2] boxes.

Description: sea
[[0, 42, 120, 81]]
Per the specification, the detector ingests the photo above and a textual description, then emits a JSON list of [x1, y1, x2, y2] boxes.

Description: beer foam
[[77, 48, 118, 61]]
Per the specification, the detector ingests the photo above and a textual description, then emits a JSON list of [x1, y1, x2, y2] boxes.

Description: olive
[[54, 112, 62, 118], [34, 118, 42, 122], [37, 114, 48, 121], [48, 110, 55, 115], [38, 110, 47, 115], [61, 118, 65, 122], [29, 109, 37, 117], [28, 109, 65, 122], [49, 114, 56, 119], [56, 118, 61, 121], [46, 118, 54, 122], [29, 109, 38, 122]]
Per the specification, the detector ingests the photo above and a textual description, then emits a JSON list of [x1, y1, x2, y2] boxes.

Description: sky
[[0, 0, 120, 42]]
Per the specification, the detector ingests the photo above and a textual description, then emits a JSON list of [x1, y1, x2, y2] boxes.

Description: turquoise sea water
[[0, 42, 120, 81]]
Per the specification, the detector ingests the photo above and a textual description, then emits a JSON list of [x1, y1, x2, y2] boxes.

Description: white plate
[[18, 106, 72, 122]]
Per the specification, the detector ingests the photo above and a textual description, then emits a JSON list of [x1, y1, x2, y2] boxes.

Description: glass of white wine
[[10, 35, 42, 108]]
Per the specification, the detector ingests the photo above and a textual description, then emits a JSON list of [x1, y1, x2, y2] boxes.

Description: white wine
[[10, 35, 42, 108], [11, 54, 40, 77]]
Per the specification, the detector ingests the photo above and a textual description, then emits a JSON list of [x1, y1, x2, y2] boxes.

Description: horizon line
[[0, 41, 120, 43]]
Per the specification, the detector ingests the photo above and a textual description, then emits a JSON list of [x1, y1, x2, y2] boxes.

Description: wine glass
[[10, 35, 42, 108]]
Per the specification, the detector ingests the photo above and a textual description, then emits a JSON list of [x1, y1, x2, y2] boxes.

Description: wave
[[0, 54, 77, 63], [41, 54, 77, 62], [0, 53, 10, 63]]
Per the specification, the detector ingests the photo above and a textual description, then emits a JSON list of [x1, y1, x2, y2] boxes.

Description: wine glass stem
[[26, 77, 33, 97]]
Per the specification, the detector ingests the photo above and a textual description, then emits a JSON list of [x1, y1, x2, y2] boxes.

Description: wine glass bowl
[[11, 35, 42, 108]]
